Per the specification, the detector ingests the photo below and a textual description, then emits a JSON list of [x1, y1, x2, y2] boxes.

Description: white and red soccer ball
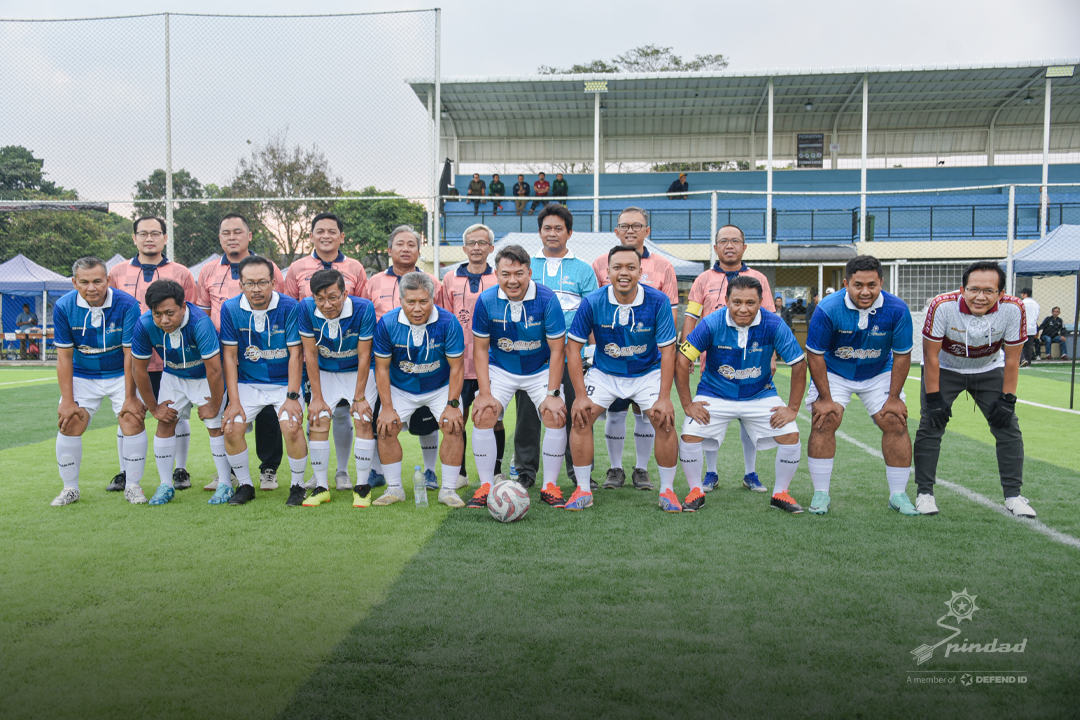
[[487, 480, 529, 522]]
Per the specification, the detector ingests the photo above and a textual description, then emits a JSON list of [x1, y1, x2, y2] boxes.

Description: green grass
[[0, 367, 1077, 719]]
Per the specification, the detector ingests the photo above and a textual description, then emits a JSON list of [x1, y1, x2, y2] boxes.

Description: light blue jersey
[[131, 303, 220, 380], [682, 308, 805, 401], [53, 288, 141, 380], [472, 281, 565, 376], [568, 284, 677, 377], [373, 306, 464, 394], [805, 290, 912, 381], [219, 292, 301, 385], [530, 250, 598, 329], [297, 296, 377, 374]]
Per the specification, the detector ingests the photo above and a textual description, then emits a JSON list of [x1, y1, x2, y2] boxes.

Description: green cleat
[[808, 491, 831, 515], [208, 483, 234, 505], [889, 492, 919, 516]]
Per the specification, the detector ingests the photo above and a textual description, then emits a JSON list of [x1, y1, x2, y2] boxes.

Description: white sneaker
[[124, 485, 148, 505], [335, 470, 352, 491], [457, 473, 471, 489], [50, 488, 80, 506], [915, 493, 939, 515], [372, 486, 406, 506], [303, 477, 316, 489], [439, 488, 466, 508], [204, 473, 219, 491], [1004, 495, 1036, 518], [493, 473, 507, 485], [260, 469, 278, 491]]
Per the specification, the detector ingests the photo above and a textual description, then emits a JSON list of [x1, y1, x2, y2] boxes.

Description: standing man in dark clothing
[[467, 173, 486, 215], [551, 173, 569, 206], [513, 174, 530, 216], [806, 288, 820, 326], [530, 172, 550, 214], [488, 174, 505, 216], [667, 173, 689, 200]]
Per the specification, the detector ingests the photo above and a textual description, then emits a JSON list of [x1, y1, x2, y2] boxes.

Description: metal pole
[[41, 290, 47, 361], [164, 13, 175, 261], [593, 90, 601, 228], [817, 264, 824, 300], [860, 74, 868, 244], [710, 191, 718, 266], [1005, 185, 1016, 296], [1071, 266, 1079, 409], [432, 8, 441, 268], [427, 89, 434, 247], [1041, 76, 1051, 239], [766, 78, 773, 244]]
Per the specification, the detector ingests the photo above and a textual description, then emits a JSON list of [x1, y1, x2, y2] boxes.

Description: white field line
[[0, 377, 55, 387], [904, 375, 1080, 416], [795, 413, 1080, 551]]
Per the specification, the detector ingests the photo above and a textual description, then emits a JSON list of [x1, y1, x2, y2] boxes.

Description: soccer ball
[[487, 480, 530, 523]]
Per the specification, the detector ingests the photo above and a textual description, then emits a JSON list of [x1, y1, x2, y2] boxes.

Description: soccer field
[[0, 365, 1077, 719]]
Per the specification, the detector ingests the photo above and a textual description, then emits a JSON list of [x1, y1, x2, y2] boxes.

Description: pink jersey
[[363, 267, 450, 321], [284, 251, 369, 302], [441, 263, 498, 379], [686, 264, 775, 321], [592, 248, 679, 306], [108, 257, 197, 372], [194, 254, 285, 330]]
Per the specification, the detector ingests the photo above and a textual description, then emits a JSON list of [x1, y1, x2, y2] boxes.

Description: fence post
[[40, 290, 47, 361], [710, 191, 717, 266], [164, 13, 175, 261], [1005, 184, 1015, 296], [766, 78, 774, 245]]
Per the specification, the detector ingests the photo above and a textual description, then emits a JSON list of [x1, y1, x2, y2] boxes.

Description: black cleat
[[770, 492, 804, 514], [681, 488, 706, 512], [228, 484, 256, 505], [285, 485, 307, 506], [602, 468, 626, 489], [173, 468, 191, 490], [631, 468, 654, 491], [106, 471, 126, 492]]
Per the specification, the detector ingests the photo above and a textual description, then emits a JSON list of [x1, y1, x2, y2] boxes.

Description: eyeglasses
[[464, 240, 491, 247], [241, 280, 272, 290], [716, 239, 743, 246], [135, 231, 164, 240], [964, 287, 1001, 297], [616, 223, 646, 232]]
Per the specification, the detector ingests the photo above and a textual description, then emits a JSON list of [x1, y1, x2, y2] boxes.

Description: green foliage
[[333, 188, 426, 272], [0, 145, 63, 199], [538, 44, 728, 75]]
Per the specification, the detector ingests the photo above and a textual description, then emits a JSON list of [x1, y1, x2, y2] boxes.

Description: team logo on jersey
[[399, 360, 441, 374], [604, 343, 647, 358], [717, 365, 762, 380], [872, 325, 879, 332], [244, 346, 288, 362], [497, 338, 542, 352], [835, 347, 882, 360], [751, 341, 759, 350]]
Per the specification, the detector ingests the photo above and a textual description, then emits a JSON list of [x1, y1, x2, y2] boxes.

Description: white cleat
[[260, 469, 279, 491], [50, 488, 80, 507], [915, 493, 939, 515], [204, 472, 237, 491], [439, 488, 466, 508], [457, 473, 471, 489], [335, 470, 352, 491], [303, 477, 316, 490], [1004, 495, 1037, 518], [493, 473, 507, 485], [371, 486, 406, 506], [124, 485, 148, 505]]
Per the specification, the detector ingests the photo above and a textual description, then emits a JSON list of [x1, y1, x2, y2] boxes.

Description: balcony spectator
[[530, 172, 550, 214], [513, 174, 530, 215], [467, 173, 487, 216], [551, 173, 569, 206], [666, 172, 689, 200], [489, 174, 505, 216]]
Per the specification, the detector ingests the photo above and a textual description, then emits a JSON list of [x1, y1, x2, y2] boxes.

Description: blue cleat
[[208, 483, 234, 505], [808, 490, 831, 515], [423, 469, 439, 491], [562, 488, 594, 511], [702, 472, 719, 493], [742, 472, 766, 493], [367, 469, 386, 488], [148, 485, 175, 506], [889, 492, 919, 516]]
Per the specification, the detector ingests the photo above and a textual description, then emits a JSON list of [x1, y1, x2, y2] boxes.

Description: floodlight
[[1046, 66, 1074, 78], [583, 80, 609, 94]]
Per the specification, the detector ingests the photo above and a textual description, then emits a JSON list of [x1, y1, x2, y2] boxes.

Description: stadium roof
[[408, 60, 1080, 165]]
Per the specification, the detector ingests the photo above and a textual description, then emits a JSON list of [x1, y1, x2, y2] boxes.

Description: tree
[[333, 188, 426, 272], [651, 160, 746, 172], [538, 44, 728, 75], [0, 145, 63, 199], [229, 131, 344, 264]]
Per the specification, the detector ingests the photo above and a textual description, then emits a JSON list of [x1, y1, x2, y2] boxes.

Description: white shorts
[[487, 365, 559, 415], [389, 385, 449, 429], [681, 395, 799, 450], [68, 375, 126, 418], [583, 367, 662, 412], [310, 370, 359, 422], [159, 373, 225, 429], [237, 383, 293, 424], [806, 370, 904, 417]]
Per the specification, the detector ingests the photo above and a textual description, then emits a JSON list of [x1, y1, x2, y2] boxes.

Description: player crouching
[[298, 268, 378, 508], [131, 280, 229, 505], [465, 244, 568, 509], [675, 276, 808, 513], [372, 272, 467, 507], [566, 245, 679, 511]]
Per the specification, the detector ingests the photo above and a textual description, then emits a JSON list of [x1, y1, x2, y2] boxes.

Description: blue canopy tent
[[0, 254, 72, 360]]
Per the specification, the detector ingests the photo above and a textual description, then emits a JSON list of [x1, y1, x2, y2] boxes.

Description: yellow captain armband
[[685, 301, 703, 318], [679, 341, 701, 361]]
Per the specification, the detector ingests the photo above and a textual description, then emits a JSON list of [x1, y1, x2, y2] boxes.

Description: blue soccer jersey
[[53, 288, 141, 380], [805, 290, 912, 381], [568, 284, 677, 377], [131, 303, 220, 380], [530, 250, 598, 329], [472, 281, 566, 376], [373, 306, 464, 394], [297, 295, 377, 373], [219, 292, 301, 385], [682, 308, 805, 401]]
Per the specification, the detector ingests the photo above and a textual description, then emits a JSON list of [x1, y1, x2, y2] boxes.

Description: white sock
[[420, 432, 439, 473], [154, 435, 176, 486], [604, 411, 627, 469], [573, 466, 592, 493], [354, 438, 376, 485], [633, 413, 655, 469], [228, 450, 252, 486], [116, 426, 124, 473], [310, 439, 331, 487], [658, 465, 677, 493], [333, 406, 353, 474], [808, 457, 834, 492], [56, 433, 82, 489], [174, 420, 191, 470], [472, 426, 497, 487], [371, 453, 384, 476], [679, 439, 704, 491], [208, 435, 232, 487], [541, 426, 567, 488], [702, 437, 719, 474], [886, 465, 911, 495], [123, 431, 148, 488], [289, 455, 308, 488], [739, 422, 757, 476], [774, 443, 801, 495], [441, 464, 458, 490], [384, 461, 403, 489]]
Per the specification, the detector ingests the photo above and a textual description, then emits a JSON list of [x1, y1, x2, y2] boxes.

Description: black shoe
[[590, 476, 598, 491], [285, 485, 307, 506], [106, 471, 126, 492], [228, 484, 256, 505], [603, 468, 626, 489], [518, 475, 536, 489], [173, 468, 191, 490], [631, 467, 654, 491]]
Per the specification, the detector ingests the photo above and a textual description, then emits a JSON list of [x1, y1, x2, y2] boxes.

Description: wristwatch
[[447, 399, 460, 408], [286, 391, 301, 401], [547, 389, 560, 397]]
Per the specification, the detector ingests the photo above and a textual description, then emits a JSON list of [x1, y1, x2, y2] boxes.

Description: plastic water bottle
[[508, 456, 518, 483], [413, 465, 427, 507]]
